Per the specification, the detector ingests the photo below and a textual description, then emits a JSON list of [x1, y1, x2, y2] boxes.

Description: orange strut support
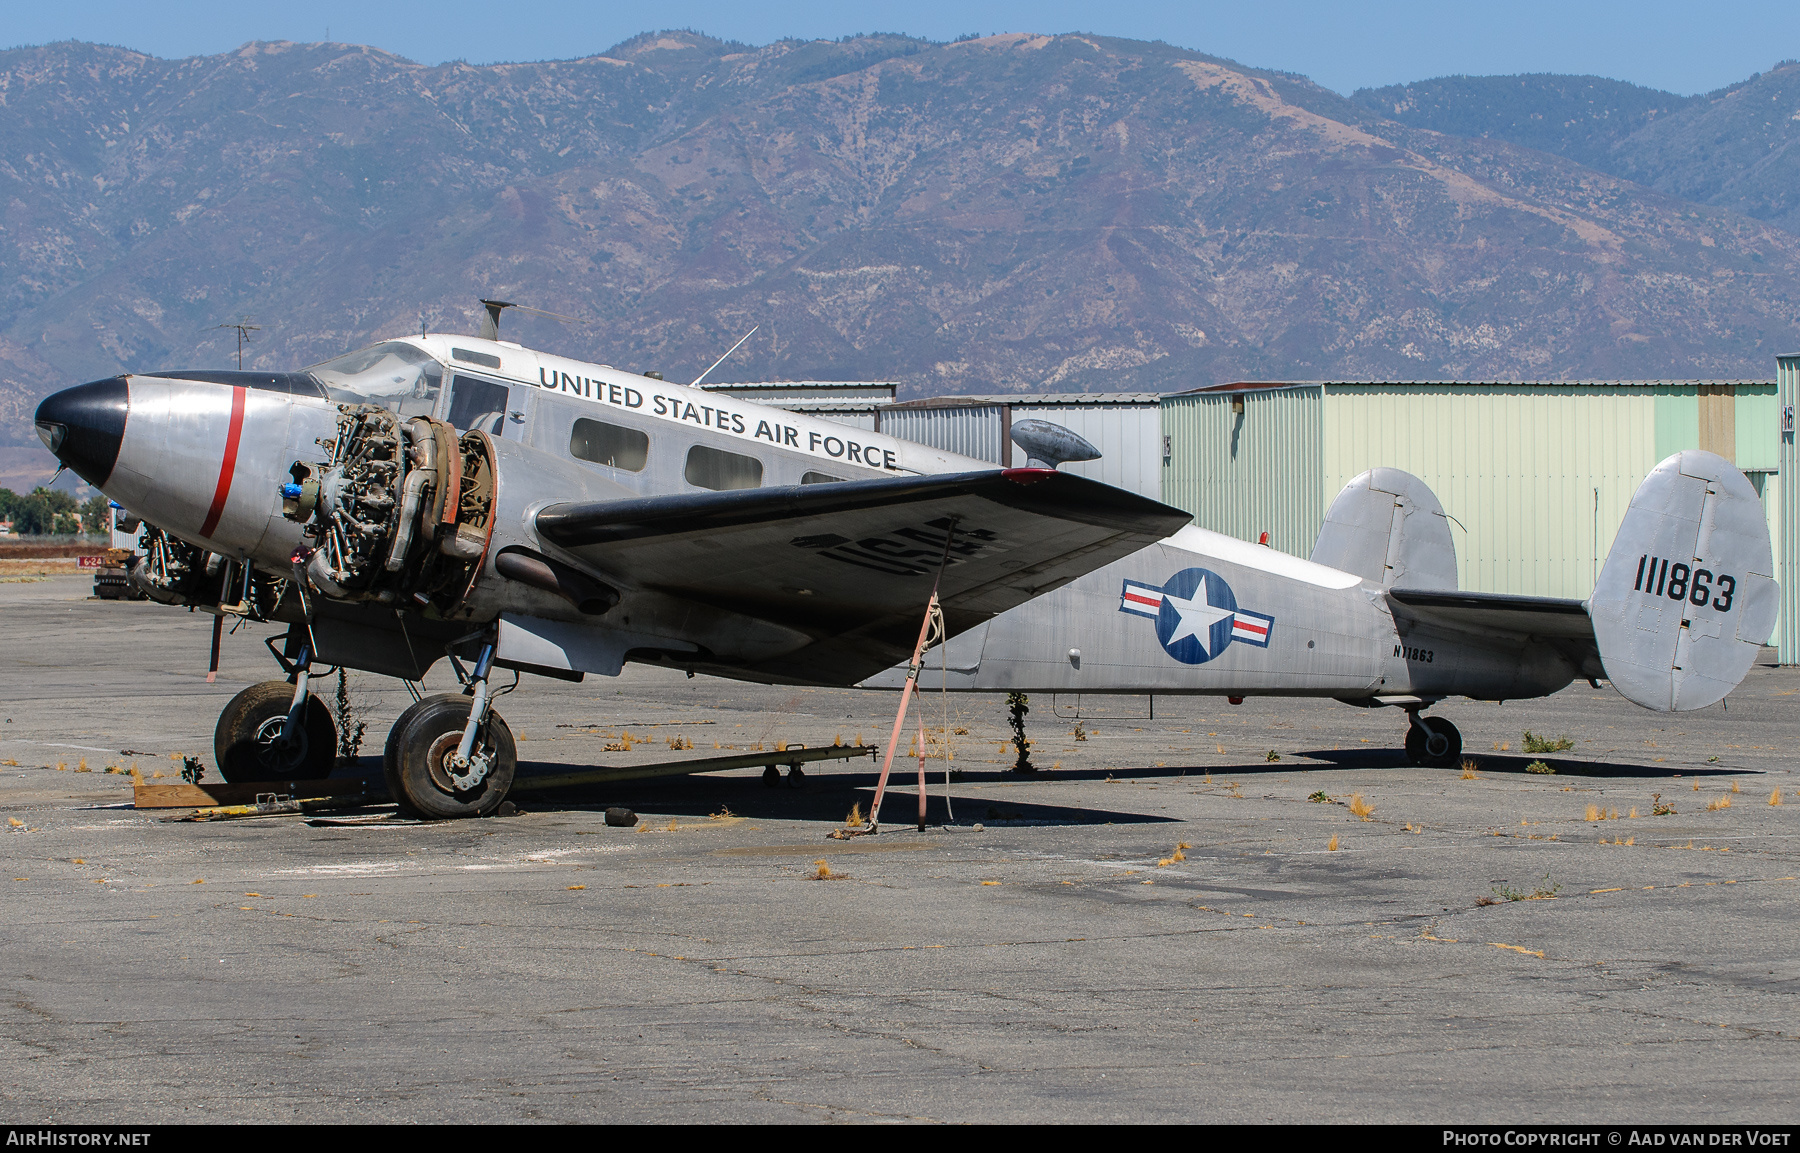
[[867, 591, 941, 832]]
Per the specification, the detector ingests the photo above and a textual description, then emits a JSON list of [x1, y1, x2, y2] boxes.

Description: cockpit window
[[305, 342, 444, 417]]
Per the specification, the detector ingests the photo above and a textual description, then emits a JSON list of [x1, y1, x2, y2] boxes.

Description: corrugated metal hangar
[[1164, 379, 1780, 602], [725, 371, 1795, 660]]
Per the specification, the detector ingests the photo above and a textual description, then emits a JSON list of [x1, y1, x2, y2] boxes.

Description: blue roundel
[[1156, 567, 1238, 665]]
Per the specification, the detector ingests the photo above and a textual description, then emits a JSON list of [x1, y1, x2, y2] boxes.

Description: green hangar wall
[[1161, 379, 1784, 647]]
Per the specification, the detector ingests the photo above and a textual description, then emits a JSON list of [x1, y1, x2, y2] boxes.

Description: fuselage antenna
[[690, 325, 759, 388], [477, 299, 583, 341]]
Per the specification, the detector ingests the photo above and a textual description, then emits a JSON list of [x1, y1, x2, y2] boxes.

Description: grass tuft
[[1265, 750, 1279, 763], [1460, 760, 1479, 779], [1771, 789, 1784, 807], [1522, 731, 1575, 754], [1730, 779, 1740, 794], [1347, 793, 1374, 820], [1327, 834, 1339, 852], [845, 803, 865, 829], [1585, 803, 1600, 822], [1307, 790, 1330, 803], [1705, 795, 1731, 812], [1525, 760, 1555, 774]]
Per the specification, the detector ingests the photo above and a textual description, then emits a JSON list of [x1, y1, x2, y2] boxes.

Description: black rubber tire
[[761, 764, 781, 788], [786, 765, 805, 788], [214, 680, 336, 783], [1405, 716, 1463, 768], [383, 693, 516, 820]]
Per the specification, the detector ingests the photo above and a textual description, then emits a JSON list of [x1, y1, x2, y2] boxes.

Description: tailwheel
[[214, 680, 335, 782], [761, 764, 781, 788], [1404, 715, 1462, 768], [383, 693, 517, 820], [786, 764, 805, 788]]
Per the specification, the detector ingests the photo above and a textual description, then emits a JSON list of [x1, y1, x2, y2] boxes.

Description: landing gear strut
[[383, 642, 517, 819], [1404, 712, 1463, 768], [214, 648, 335, 782]]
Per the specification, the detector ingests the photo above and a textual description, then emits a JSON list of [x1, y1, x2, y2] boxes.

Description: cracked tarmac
[[1, 577, 1796, 1122]]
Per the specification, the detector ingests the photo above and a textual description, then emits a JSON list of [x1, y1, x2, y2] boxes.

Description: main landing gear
[[382, 640, 517, 819], [214, 647, 335, 782], [1404, 711, 1463, 768]]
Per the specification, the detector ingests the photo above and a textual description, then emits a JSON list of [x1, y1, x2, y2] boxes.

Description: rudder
[[1589, 450, 1778, 711], [1310, 468, 1458, 589]]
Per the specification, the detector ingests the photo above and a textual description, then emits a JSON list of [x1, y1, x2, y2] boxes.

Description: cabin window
[[451, 347, 502, 369], [447, 375, 510, 434], [569, 418, 649, 472], [801, 471, 845, 485], [684, 444, 763, 491]]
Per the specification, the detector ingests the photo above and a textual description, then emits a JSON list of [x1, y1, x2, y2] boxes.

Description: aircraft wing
[[535, 469, 1191, 684], [1386, 588, 1604, 678]]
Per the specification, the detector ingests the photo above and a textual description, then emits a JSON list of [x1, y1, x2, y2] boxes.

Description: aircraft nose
[[34, 376, 128, 487]]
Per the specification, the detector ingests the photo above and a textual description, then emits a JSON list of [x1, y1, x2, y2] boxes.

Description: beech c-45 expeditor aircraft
[[33, 312, 1779, 818]]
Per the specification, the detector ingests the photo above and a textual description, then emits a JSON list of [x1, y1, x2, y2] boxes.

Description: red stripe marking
[[1233, 619, 1269, 636], [1123, 590, 1161, 606], [198, 386, 246, 538]]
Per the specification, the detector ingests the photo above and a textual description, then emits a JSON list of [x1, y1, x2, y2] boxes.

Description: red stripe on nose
[[198, 386, 247, 538]]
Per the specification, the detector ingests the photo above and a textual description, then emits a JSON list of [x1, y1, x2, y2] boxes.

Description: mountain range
[[3, 31, 1799, 488]]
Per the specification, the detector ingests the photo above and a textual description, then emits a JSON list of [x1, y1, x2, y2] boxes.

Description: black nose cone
[[35, 376, 128, 488]]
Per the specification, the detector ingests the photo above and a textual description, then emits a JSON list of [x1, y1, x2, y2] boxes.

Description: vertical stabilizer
[[1589, 451, 1778, 711], [1310, 468, 1458, 590]]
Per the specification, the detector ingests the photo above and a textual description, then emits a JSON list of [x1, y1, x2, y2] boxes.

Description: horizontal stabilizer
[[1386, 589, 1595, 641], [535, 469, 1192, 684]]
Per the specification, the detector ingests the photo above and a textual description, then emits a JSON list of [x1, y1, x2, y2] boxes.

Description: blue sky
[[4, 0, 1796, 95]]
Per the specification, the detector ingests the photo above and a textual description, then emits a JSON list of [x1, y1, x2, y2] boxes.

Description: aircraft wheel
[[214, 680, 335, 783], [383, 694, 516, 820], [1404, 716, 1462, 768], [762, 764, 781, 788], [786, 765, 805, 788]]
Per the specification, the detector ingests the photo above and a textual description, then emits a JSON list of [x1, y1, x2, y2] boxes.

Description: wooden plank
[[133, 777, 383, 809]]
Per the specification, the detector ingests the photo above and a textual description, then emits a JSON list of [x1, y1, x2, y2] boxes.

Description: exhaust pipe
[[493, 547, 618, 615]]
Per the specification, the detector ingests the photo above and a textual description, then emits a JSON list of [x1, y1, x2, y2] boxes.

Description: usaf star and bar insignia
[[1119, 568, 1274, 665]]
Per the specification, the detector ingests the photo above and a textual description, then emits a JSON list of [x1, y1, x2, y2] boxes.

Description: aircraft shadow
[[1300, 749, 1751, 779], [511, 760, 1176, 825]]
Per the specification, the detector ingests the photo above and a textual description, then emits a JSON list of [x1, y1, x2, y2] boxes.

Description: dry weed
[[1327, 834, 1340, 852], [1730, 779, 1741, 794], [844, 803, 865, 829], [1460, 760, 1479, 779], [1347, 793, 1374, 820], [1770, 789, 1784, 807], [1706, 796, 1731, 812]]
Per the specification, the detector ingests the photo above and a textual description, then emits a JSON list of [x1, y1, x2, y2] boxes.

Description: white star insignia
[[1162, 581, 1236, 657]]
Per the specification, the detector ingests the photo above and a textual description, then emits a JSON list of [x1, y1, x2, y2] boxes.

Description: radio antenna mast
[[690, 325, 759, 387], [215, 318, 260, 369], [477, 299, 585, 341]]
